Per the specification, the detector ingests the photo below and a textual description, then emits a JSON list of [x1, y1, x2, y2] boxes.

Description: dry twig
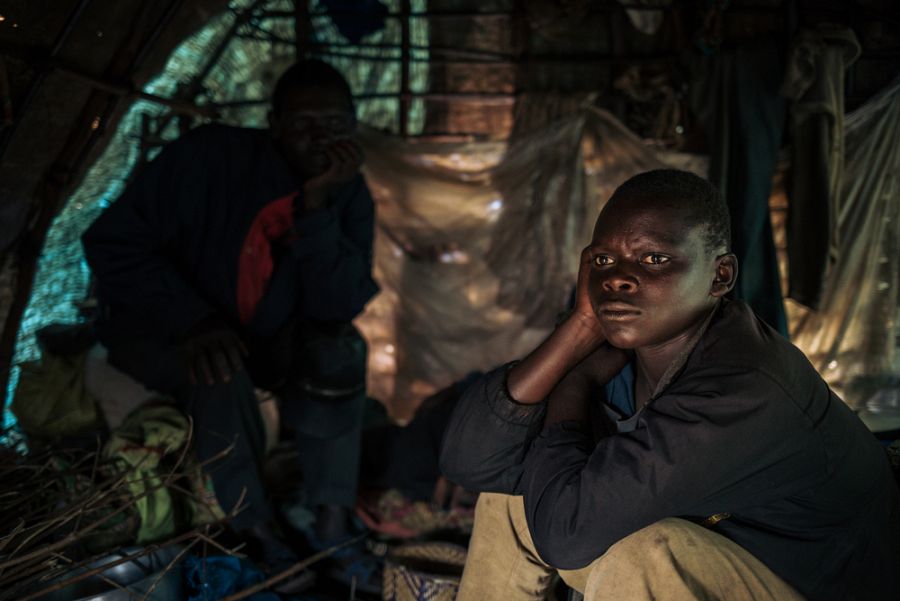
[[221, 533, 367, 601], [0, 423, 243, 601]]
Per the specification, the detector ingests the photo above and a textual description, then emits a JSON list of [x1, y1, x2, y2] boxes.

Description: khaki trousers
[[457, 493, 806, 601]]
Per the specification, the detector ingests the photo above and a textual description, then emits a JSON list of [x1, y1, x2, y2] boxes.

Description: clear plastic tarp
[[356, 108, 707, 420], [786, 77, 900, 429], [357, 88, 897, 423]]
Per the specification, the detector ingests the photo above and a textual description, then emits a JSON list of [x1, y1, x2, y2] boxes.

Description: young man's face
[[269, 85, 355, 180], [587, 195, 733, 350]]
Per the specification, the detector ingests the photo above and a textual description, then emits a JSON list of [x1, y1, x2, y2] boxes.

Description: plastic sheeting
[[359, 87, 897, 424], [356, 108, 705, 420], [787, 77, 900, 429]]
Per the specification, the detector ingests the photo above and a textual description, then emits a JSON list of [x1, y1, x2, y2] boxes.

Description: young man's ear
[[710, 253, 738, 297]]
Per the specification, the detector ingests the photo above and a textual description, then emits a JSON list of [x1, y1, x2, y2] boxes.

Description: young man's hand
[[183, 316, 248, 386], [507, 246, 609, 405], [581, 342, 631, 385], [544, 343, 631, 428], [568, 245, 604, 338], [300, 139, 364, 212]]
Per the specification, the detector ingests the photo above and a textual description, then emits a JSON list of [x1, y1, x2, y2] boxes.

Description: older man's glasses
[[283, 111, 355, 134]]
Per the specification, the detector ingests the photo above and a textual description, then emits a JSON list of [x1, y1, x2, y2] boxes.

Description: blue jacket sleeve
[[81, 131, 215, 340], [289, 175, 378, 321], [439, 364, 547, 494], [519, 366, 825, 570]]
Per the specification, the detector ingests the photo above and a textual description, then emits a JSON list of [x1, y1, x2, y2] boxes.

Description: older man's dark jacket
[[83, 123, 377, 345]]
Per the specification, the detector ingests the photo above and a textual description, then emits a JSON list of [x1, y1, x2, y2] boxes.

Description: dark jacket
[[440, 299, 900, 601], [82, 124, 377, 344]]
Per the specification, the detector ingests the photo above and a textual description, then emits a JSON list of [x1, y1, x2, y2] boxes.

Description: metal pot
[[30, 544, 185, 601]]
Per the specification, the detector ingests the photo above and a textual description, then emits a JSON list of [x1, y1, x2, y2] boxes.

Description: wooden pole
[[399, 0, 411, 137], [293, 0, 310, 60]]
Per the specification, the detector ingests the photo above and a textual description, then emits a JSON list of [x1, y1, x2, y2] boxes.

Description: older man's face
[[270, 85, 355, 180]]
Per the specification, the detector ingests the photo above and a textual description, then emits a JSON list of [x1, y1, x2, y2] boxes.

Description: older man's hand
[[184, 316, 248, 386], [300, 139, 364, 212]]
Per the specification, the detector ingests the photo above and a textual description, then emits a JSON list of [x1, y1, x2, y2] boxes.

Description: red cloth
[[237, 193, 297, 324]]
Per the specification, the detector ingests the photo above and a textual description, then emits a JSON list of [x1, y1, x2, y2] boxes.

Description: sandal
[[304, 529, 383, 596]]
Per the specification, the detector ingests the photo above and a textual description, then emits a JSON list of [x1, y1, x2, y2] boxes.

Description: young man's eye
[[593, 255, 614, 266], [640, 254, 670, 265]]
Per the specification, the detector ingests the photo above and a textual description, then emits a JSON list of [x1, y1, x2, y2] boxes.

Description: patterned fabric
[[382, 542, 466, 601], [357, 489, 474, 539], [104, 402, 225, 542]]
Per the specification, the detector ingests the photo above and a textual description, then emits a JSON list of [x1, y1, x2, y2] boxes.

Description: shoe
[[241, 522, 317, 594], [303, 527, 383, 596]]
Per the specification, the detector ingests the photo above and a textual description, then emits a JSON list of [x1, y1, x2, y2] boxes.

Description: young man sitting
[[440, 170, 899, 601]]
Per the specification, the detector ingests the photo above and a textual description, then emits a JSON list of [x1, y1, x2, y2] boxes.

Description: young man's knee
[[474, 491, 513, 515], [473, 493, 532, 536], [461, 493, 558, 601], [619, 517, 692, 546], [587, 519, 806, 601], [603, 518, 700, 563]]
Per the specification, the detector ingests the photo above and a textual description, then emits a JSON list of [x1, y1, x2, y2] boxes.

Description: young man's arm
[[438, 363, 546, 494], [506, 248, 606, 404], [542, 343, 629, 429], [518, 367, 824, 570], [438, 342, 627, 493], [498, 244, 628, 428], [440, 247, 626, 491]]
